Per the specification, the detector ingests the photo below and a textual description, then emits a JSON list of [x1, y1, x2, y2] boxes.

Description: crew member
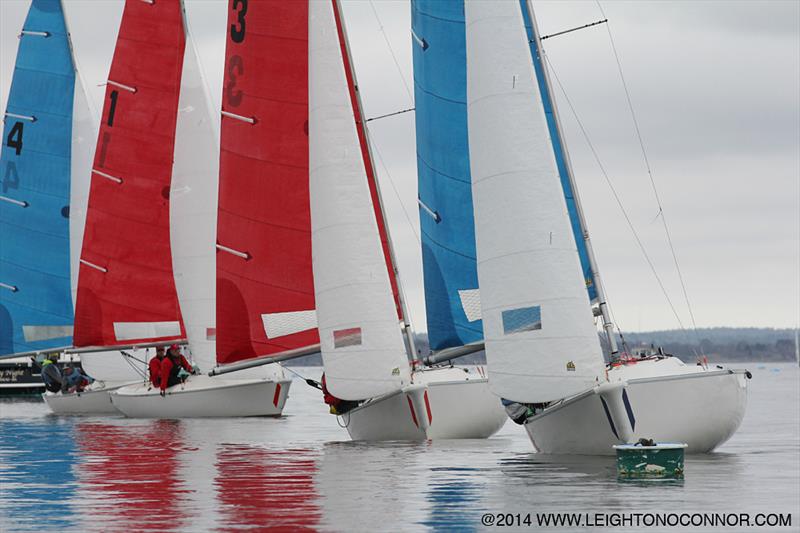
[[320, 374, 358, 415], [63, 366, 94, 393], [38, 354, 63, 393], [160, 344, 194, 396], [149, 347, 166, 388]]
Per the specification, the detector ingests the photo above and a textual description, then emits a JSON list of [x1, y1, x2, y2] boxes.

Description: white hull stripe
[[113, 321, 181, 341], [261, 310, 317, 339], [23, 325, 73, 342]]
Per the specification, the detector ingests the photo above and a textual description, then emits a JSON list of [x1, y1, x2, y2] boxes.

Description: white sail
[[68, 62, 96, 309], [465, 0, 605, 403], [170, 12, 219, 372], [308, 0, 410, 401]]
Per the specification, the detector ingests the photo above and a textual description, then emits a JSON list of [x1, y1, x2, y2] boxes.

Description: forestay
[[170, 3, 219, 372], [465, 0, 604, 403], [74, 0, 186, 347], [0, 0, 91, 355], [308, 0, 410, 400], [411, 0, 483, 351], [216, 0, 318, 365]]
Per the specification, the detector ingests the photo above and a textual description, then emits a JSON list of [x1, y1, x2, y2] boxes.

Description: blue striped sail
[[412, 0, 483, 351], [0, 0, 77, 355], [519, 0, 598, 302]]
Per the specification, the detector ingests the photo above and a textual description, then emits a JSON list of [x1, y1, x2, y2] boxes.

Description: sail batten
[[465, 0, 604, 403]]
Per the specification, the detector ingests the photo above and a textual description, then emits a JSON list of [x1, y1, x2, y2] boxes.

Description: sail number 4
[[6, 122, 23, 156]]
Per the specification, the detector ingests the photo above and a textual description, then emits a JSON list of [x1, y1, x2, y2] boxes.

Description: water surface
[[1, 364, 798, 532]]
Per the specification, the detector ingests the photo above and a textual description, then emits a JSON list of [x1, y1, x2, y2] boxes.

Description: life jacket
[[321, 375, 341, 407]]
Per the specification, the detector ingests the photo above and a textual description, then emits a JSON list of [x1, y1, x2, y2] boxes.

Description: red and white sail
[[74, 0, 186, 347], [170, 4, 219, 372], [215, 0, 318, 365], [308, 0, 410, 401]]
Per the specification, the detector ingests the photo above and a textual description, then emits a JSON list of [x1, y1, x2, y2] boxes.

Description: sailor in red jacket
[[160, 344, 193, 396], [148, 346, 166, 388]]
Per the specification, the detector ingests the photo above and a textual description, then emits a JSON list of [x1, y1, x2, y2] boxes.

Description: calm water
[[1, 364, 798, 532]]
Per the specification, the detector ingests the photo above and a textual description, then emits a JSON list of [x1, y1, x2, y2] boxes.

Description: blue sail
[[412, 0, 483, 351], [519, 0, 598, 302], [0, 0, 76, 355]]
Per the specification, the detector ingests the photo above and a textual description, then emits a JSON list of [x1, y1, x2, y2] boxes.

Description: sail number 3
[[226, 0, 248, 108]]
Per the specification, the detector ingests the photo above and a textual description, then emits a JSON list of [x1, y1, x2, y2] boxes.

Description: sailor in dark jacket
[[38, 355, 63, 393]]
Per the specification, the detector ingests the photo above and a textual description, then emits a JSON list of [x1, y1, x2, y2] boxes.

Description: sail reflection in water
[[74, 420, 188, 531], [0, 420, 78, 530], [214, 445, 321, 530]]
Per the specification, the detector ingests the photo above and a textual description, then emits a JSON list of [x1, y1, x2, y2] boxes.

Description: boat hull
[[343, 366, 507, 441], [524, 358, 749, 455], [109, 375, 292, 418], [43, 381, 131, 415]]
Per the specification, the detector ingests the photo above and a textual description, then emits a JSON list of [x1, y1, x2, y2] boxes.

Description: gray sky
[[2, 0, 798, 333]]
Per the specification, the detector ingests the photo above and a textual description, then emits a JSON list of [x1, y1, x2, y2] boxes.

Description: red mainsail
[[73, 0, 185, 346], [216, 0, 317, 364]]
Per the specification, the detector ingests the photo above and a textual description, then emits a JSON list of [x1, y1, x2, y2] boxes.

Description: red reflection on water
[[75, 420, 188, 531], [215, 445, 321, 531]]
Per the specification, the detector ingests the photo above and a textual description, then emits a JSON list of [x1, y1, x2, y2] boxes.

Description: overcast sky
[[2, 0, 798, 333]]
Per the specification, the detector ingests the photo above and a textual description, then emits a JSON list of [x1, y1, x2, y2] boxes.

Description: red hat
[[170, 344, 179, 350]]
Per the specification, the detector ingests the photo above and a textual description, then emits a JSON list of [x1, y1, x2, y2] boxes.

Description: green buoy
[[614, 441, 687, 479]]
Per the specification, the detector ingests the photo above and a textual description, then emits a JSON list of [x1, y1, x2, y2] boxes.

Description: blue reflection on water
[[0, 419, 78, 530]]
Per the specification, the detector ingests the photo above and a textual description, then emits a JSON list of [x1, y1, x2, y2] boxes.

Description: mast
[[332, 0, 417, 360], [524, 0, 618, 355]]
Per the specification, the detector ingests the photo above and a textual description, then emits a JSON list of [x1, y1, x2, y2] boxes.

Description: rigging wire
[[366, 126, 422, 246], [543, 55, 691, 339], [596, 1, 703, 352], [368, 0, 414, 106]]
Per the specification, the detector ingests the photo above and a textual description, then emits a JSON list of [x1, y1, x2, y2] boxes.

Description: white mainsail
[[465, 0, 605, 403], [170, 7, 220, 373], [308, 0, 410, 401]]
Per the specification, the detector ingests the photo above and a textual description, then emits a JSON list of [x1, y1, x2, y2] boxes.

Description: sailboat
[[306, 0, 506, 440], [110, 0, 295, 417], [463, 0, 749, 454], [0, 0, 138, 410]]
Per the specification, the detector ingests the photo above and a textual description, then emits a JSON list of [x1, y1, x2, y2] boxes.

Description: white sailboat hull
[[343, 366, 507, 441], [109, 375, 292, 418], [524, 358, 749, 455], [42, 381, 131, 415]]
